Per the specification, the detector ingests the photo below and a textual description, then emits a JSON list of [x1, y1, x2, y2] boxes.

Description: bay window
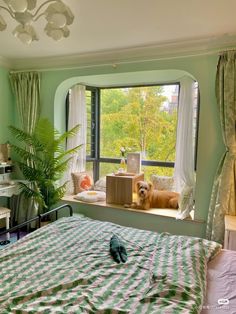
[[67, 81, 199, 184]]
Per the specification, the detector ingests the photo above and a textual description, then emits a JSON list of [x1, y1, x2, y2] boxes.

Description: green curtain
[[9, 71, 40, 133], [9, 72, 41, 224], [206, 51, 236, 244]]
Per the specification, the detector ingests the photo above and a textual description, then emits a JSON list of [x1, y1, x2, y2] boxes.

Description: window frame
[[86, 82, 182, 182], [194, 84, 200, 171]]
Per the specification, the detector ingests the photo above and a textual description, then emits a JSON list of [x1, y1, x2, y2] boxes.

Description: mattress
[[202, 249, 236, 314], [0, 215, 221, 313]]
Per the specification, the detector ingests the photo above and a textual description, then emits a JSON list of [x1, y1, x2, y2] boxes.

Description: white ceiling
[[1, 0, 236, 69]]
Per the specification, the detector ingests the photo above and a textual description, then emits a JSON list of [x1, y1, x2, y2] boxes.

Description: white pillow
[[94, 177, 106, 192], [74, 190, 106, 203], [151, 175, 174, 191]]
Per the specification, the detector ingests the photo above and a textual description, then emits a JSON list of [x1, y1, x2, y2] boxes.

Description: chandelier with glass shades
[[0, 0, 74, 44]]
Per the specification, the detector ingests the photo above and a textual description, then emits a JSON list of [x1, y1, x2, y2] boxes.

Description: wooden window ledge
[[62, 195, 204, 224]]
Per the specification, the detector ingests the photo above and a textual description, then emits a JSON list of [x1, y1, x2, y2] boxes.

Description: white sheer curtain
[[65, 84, 87, 194], [174, 76, 196, 219]]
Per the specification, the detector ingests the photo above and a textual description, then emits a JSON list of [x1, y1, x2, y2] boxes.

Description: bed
[[0, 205, 234, 314]]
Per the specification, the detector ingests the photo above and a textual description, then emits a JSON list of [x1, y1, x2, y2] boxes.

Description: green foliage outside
[[99, 86, 178, 179]]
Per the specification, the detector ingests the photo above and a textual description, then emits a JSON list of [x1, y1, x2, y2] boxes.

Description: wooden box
[[106, 173, 144, 205]]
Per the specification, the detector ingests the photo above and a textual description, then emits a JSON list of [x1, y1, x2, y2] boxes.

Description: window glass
[[142, 165, 174, 181], [99, 162, 120, 178], [100, 85, 179, 163]]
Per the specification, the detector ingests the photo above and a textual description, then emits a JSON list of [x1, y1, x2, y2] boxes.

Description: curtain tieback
[[226, 146, 236, 157]]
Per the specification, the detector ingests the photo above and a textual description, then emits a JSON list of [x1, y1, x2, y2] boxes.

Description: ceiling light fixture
[[0, 0, 74, 44]]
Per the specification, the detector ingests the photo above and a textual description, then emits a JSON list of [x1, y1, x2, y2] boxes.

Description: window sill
[[62, 195, 204, 224]]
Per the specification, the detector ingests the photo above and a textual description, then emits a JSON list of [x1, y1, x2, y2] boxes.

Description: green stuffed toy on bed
[[110, 235, 127, 263]]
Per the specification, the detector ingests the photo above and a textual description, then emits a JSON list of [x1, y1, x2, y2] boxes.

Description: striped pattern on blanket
[[0, 216, 221, 313]]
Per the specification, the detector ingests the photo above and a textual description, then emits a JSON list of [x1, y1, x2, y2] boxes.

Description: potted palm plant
[[9, 118, 81, 215]]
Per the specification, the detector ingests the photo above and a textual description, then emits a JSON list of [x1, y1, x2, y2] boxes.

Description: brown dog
[[130, 180, 179, 210]]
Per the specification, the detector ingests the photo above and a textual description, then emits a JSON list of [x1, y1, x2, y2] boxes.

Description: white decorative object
[[0, 0, 74, 44], [74, 191, 106, 203], [127, 153, 141, 174]]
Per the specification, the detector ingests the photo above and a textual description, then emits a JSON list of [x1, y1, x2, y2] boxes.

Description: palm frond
[[18, 182, 45, 208], [54, 157, 73, 175], [10, 144, 42, 163], [53, 183, 68, 200], [56, 144, 82, 161], [9, 126, 44, 151], [8, 118, 80, 213], [56, 124, 80, 145], [17, 162, 45, 181]]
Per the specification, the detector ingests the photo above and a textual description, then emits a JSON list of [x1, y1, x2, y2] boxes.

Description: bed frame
[[0, 203, 73, 243]]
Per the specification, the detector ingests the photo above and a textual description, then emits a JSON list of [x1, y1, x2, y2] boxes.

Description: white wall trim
[[6, 34, 236, 71]]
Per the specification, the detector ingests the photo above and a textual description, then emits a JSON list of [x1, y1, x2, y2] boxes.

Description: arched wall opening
[[54, 69, 197, 133], [53, 68, 201, 222]]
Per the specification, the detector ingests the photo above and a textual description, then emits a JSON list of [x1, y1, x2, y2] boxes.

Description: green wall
[[0, 52, 225, 238], [0, 67, 14, 143]]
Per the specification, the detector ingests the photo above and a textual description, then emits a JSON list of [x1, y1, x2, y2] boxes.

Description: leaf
[[9, 118, 81, 213]]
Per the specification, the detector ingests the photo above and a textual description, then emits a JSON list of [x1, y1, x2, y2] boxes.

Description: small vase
[[119, 157, 126, 172]]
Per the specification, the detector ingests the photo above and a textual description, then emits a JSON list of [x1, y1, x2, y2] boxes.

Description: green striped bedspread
[[0, 216, 221, 313]]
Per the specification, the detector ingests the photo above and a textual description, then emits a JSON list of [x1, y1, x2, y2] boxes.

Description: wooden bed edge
[[0, 204, 73, 240]]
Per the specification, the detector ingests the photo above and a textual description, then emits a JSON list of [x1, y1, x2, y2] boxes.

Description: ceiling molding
[[7, 34, 236, 71]]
